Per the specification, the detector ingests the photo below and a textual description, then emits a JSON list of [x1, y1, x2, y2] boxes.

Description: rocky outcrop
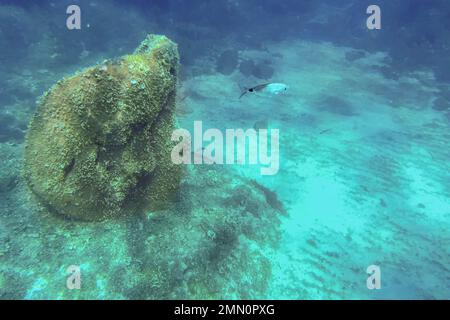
[[24, 35, 181, 221]]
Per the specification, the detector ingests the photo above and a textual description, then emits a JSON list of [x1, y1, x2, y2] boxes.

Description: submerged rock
[[432, 97, 450, 111], [345, 50, 366, 62], [239, 59, 256, 77], [252, 61, 274, 80], [216, 49, 239, 75], [239, 59, 274, 80], [24, 35, 182, 221], [318, 96, 357, 117], [253, 119, 268, 131]]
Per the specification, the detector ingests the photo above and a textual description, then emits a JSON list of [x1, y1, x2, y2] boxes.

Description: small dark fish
[[319, 129, 332, 135]]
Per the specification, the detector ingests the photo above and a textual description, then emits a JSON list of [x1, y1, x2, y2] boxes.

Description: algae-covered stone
[[24, 35, 181, 221]]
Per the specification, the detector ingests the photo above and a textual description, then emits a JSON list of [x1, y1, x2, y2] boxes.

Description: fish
[[239, 83, 288, 99], [319, 128, 332, 135]]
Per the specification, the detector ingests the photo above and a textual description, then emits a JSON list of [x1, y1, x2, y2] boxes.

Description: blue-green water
[[0, 0, 449, 299]]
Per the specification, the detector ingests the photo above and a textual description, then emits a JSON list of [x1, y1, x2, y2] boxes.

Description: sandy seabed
[[1, 39, 449, 299]]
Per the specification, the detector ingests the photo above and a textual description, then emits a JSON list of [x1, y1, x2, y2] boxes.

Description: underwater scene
[[0, 0, 449, 300]]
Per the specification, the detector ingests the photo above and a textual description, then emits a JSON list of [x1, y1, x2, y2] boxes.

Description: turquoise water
[[0, 1, 449, 299]]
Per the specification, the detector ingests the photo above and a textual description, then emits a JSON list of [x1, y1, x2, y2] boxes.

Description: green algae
[[24, 35, 182, 221]]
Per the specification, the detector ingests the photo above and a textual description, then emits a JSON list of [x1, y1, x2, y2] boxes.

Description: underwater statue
[[24, 34, 182, 221]]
